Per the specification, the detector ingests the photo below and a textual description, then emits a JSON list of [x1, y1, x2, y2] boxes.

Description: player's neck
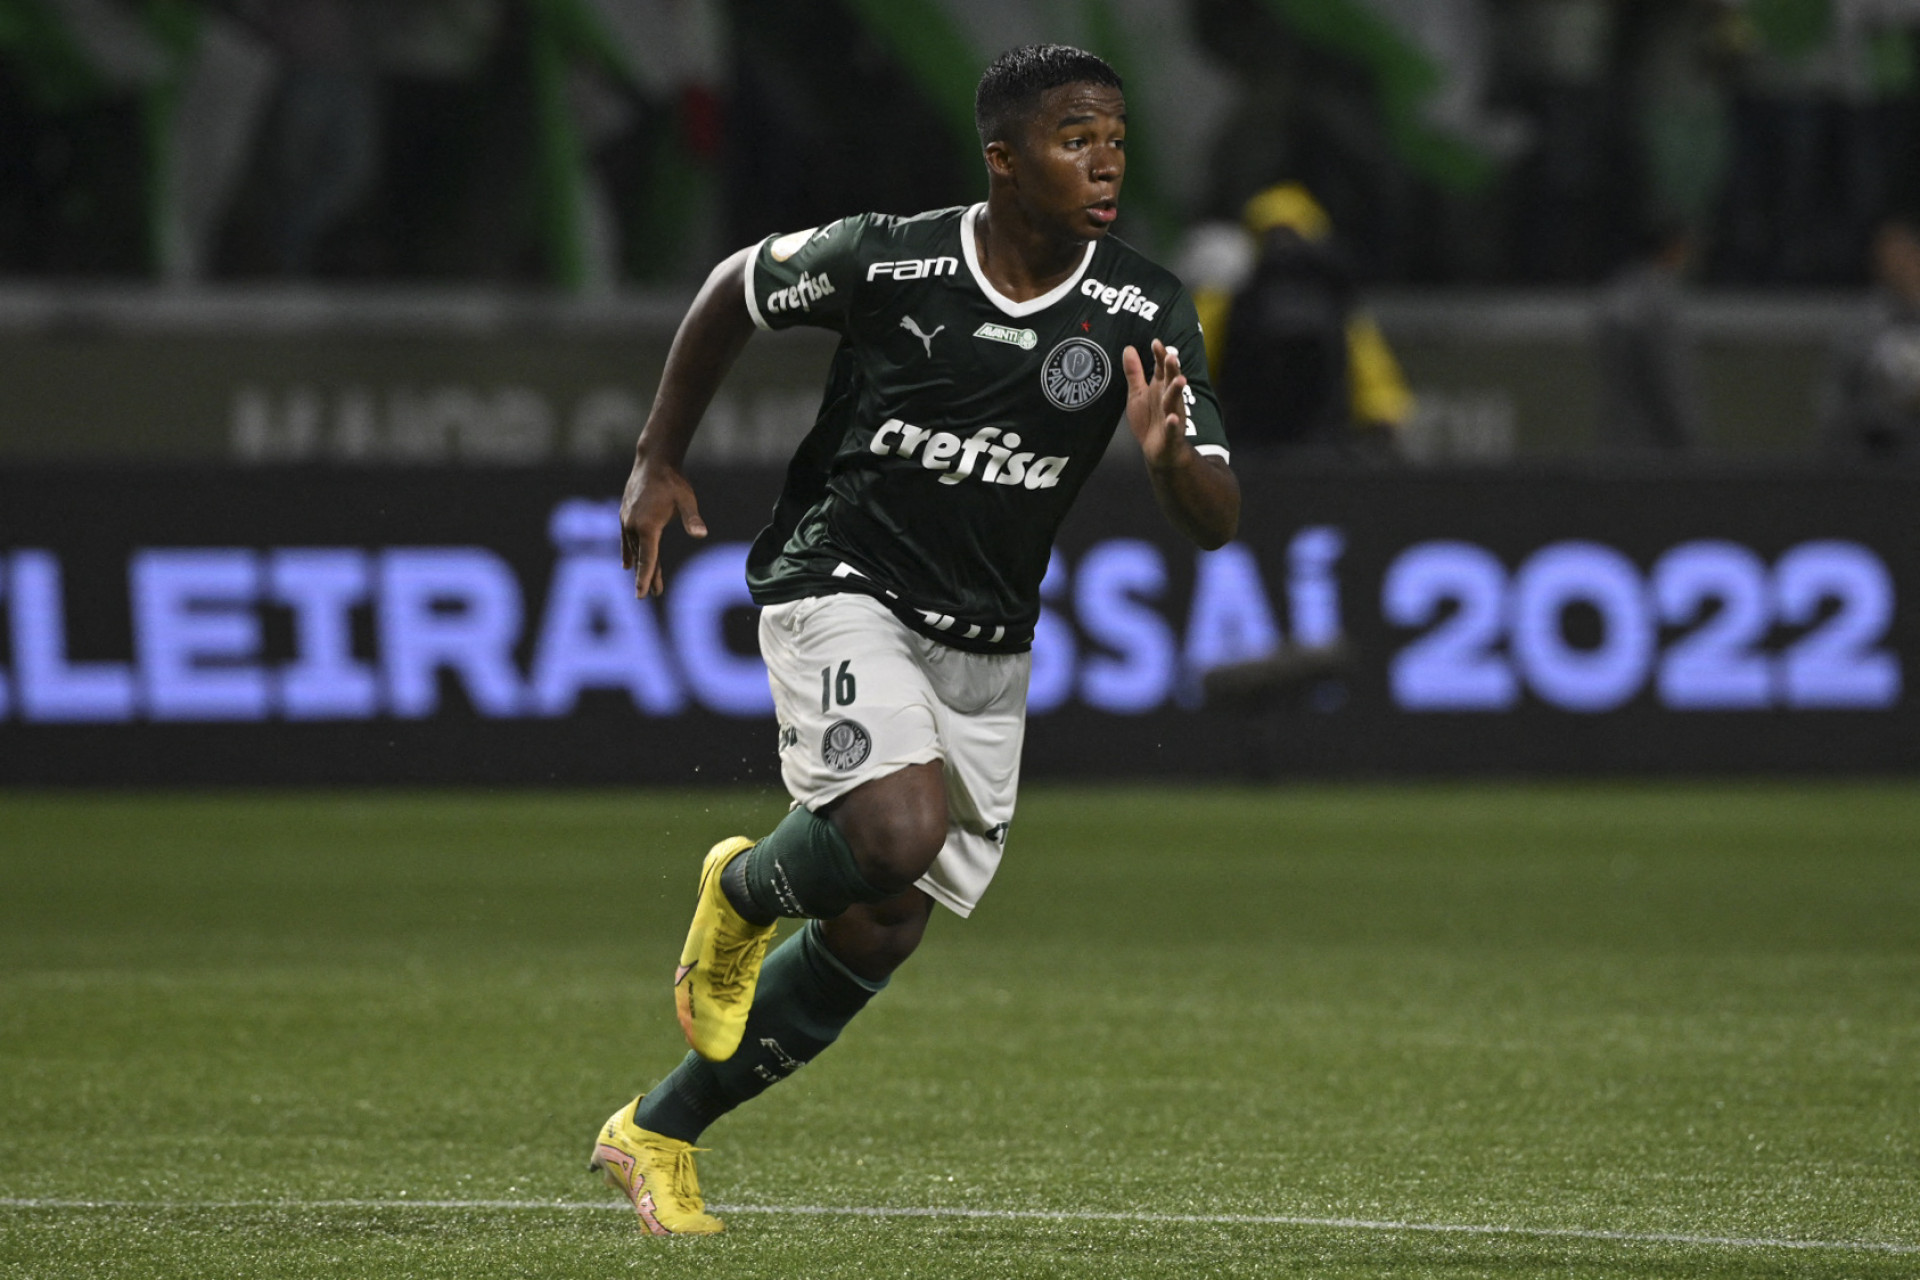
[[973, 200, 1090, 303]]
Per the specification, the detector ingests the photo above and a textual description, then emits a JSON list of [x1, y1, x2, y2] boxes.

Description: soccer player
[[589, 43, 1239, 1235]]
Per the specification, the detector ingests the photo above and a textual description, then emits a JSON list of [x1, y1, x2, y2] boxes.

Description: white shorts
[[758, 593, 1030, 918]]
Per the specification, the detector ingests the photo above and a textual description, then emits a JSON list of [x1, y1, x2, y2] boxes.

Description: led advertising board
[[0, 465, 1911, 783]]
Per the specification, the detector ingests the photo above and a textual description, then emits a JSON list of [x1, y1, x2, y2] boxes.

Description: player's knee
[[830, 763, 948, 896], [844, 803, 946, 895]]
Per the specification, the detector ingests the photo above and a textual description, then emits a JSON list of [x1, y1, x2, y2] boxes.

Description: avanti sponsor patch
[[973, 322, 1037, 351]]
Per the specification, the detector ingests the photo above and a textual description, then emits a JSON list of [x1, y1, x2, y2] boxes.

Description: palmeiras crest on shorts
[[1040, 336, 1110, 410], [821, 719, 873, 771]]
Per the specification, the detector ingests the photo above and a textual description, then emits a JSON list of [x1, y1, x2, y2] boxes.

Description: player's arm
[[1123, 339, 1240, 549], [620, 245, 758, 598]]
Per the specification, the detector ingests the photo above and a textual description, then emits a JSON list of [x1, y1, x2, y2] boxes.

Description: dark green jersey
[[742, 204, 1231, 652]]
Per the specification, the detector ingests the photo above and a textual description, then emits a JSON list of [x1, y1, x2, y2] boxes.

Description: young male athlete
[[590, 44, 1240, 1234]]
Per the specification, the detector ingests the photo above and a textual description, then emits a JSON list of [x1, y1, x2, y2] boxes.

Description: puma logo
[[900, 315, 944, 356]]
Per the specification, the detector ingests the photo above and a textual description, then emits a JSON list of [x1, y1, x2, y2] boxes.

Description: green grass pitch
[[1, 784, 1916, 1278]]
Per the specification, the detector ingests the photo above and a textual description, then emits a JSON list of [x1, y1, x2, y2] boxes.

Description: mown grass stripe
[[3, 1198, 1914, 1255]]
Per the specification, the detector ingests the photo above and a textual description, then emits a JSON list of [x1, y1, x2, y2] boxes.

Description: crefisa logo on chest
[[1041, 337, 1110, 411]]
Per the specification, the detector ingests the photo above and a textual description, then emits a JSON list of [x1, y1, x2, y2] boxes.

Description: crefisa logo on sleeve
[[765, 270, 835, 317]]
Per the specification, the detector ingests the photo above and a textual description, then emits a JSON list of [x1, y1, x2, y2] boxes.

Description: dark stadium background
[[1, 0, 1913, 782], [2, 6, 1917, 1278]]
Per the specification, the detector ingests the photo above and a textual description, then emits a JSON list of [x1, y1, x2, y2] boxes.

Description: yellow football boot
[[674, 836, 776, 1061], [588, 1098, 723, 1235]]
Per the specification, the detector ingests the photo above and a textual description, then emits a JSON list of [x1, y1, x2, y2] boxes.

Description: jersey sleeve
[[1158, 287, 1232, 464], [743, 215, 870, 333]]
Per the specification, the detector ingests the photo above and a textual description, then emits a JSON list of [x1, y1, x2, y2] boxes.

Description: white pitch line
[[723, 1204, 1920, 1256], [1, 1198, 1914, 1256]]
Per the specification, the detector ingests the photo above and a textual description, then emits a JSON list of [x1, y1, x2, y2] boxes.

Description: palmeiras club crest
[[821, 719, 872, 771], [1041, 336, 1110, 410]]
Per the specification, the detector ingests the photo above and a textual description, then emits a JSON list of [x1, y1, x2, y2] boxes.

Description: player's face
[[1011, 83, 1127, 240]]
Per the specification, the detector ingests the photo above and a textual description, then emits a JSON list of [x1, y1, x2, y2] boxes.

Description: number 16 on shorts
[[821, 661, 857, 713]]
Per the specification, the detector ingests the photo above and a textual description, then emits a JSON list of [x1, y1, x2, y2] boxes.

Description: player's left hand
[[1123, 339, 1192, 471]]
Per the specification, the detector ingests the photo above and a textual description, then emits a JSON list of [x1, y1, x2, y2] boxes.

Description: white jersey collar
[[959, 203, 1097, 318]]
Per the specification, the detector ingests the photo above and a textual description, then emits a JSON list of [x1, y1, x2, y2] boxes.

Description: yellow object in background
[[1195, 285, 1232, 383], [1347, 314, 1415, 429], [1216, 182, 1415, 432], [1243, 182, 1335, 242]]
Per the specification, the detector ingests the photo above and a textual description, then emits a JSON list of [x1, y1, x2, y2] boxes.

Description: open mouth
[[1087, 201, 1118, 225]]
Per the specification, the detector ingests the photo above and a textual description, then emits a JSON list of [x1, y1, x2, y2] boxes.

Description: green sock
[[725, 805, 890, 923], [634, 921, 884, 1142]]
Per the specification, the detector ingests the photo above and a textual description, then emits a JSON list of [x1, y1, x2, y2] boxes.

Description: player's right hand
[[620, 457, 708, 598]]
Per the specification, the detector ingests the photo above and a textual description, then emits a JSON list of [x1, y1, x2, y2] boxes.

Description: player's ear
[[984, 138, 1016, 181]]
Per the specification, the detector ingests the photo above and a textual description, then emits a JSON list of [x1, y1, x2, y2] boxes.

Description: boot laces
[[649, 1142, 707, 1212], [707, 923, 772, 1002]]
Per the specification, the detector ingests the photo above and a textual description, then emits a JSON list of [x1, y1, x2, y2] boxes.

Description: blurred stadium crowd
[[3, 0, 1918, 290], [0, 2, 1913, 781]]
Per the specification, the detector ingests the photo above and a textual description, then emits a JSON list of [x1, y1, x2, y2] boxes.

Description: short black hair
[[974, 44, 1122, 149]]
